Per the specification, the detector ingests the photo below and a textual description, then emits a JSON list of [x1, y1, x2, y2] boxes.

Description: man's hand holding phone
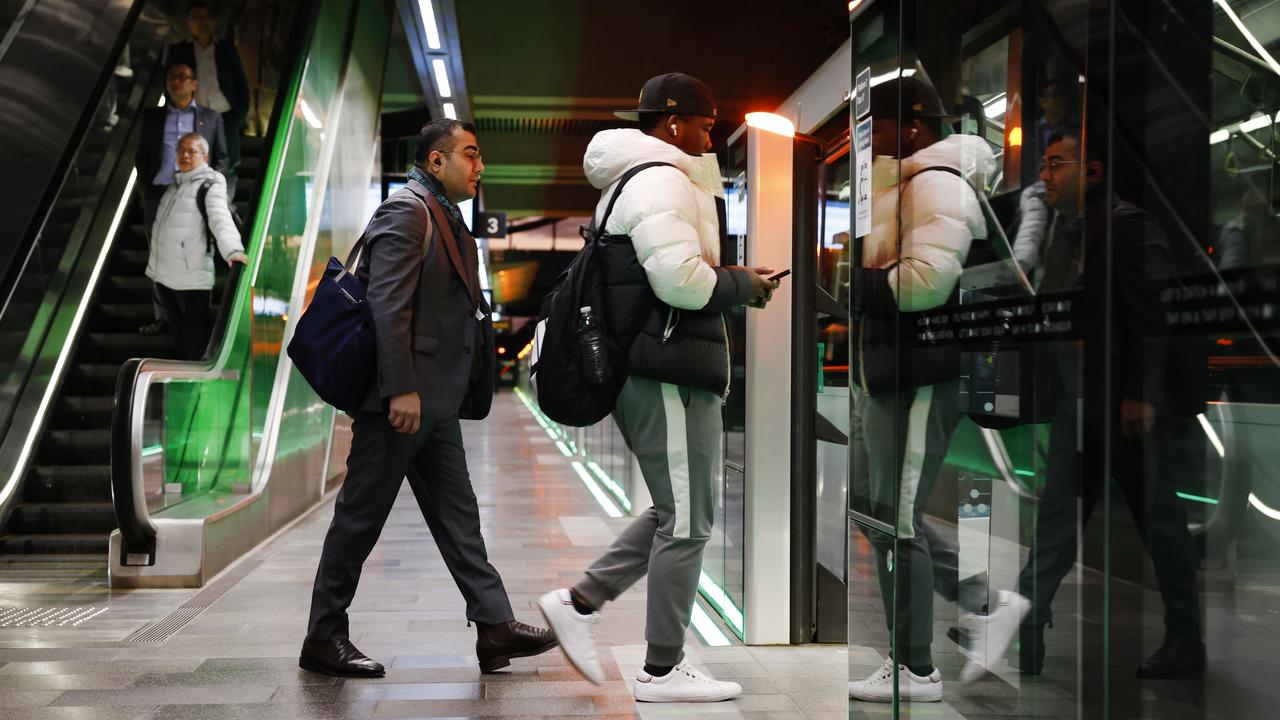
[[745, 266, 783, 308]]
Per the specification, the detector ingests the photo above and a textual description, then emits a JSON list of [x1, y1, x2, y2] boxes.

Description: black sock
[[568, 589, 595, 616], [644, 663, 673, 677], [907, 663, 935, 678]]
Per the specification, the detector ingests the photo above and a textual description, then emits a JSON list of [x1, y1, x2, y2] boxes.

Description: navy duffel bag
[[287, 240, 376, 413]]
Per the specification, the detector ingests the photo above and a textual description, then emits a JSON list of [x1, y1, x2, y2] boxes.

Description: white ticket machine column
[[718, 113, 795, 645]]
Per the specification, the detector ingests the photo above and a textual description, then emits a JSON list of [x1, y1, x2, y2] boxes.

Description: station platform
[[0, 391, 846, 720]]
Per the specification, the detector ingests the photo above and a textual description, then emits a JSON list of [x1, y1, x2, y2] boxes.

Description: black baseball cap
[[868, 75, 953, 120], [615, 72, 718, 121]]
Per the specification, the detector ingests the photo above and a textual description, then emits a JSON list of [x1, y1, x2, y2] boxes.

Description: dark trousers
[[1017, 401, 1203, 643], [154, 283, 211, 361], [306, 412, 514, 641]]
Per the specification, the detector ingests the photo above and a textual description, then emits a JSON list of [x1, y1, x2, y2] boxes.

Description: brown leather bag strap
[[419, 194, 481, 305]]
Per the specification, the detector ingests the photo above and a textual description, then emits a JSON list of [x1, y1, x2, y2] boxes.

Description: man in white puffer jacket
[[539, 73, 776, 704], [147, 131, 246, 360], [848, 77, 997, 704]]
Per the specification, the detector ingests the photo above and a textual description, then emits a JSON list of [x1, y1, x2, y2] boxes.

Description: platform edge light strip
[[1, 169, 138, 507], [698, 570, 745, 637], [570, 462, 622, 518], [689, 601, 732, 646]]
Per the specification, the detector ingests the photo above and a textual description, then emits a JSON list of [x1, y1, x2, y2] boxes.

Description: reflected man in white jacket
[[146, 132, 247, 360]]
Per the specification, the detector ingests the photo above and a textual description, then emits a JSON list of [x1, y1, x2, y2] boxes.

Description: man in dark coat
[[299, 119, 556, 678], [167, 0, 249, 197]]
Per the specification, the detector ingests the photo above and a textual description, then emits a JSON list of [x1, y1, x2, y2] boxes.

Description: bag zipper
[[661, 307, 679, 343], [720, 315, 731, 403]]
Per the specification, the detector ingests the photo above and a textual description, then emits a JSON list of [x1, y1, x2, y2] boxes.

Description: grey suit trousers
[[307, 412, 514, 640]]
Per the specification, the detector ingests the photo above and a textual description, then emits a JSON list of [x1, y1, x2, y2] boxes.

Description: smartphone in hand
[[768, 269, 791, 282]]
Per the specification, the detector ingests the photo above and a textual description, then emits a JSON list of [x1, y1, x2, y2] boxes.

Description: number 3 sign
[[474, 211, 507, 238]]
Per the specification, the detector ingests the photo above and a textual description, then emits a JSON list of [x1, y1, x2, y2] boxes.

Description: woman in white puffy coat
[[146, 132, 246, 359]]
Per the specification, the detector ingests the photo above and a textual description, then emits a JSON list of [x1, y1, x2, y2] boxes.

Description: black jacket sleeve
[[699, 267, 754, 313], [219, 41, 251, 123], [363, 194, 430, 399], [205, 109, 231, 173]]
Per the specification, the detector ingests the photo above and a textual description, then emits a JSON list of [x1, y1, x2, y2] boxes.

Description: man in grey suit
[[300, 119, 556, 678]]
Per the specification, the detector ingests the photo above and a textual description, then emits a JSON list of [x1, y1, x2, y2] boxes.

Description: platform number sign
[[474, 211, 507, 238], [855, 116, 872, 238]]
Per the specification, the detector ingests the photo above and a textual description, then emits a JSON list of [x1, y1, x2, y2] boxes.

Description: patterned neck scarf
[[408, 165, 467, 236]]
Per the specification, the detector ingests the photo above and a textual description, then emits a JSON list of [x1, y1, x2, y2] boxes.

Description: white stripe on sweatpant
[[660, 383, 693, 538], [897, 385, 935, 539]]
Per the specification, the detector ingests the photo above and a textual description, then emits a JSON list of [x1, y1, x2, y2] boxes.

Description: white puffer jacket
[[146, 163, 245, 291], [584, 128, 725, 310], [865, 133, 997, 311]]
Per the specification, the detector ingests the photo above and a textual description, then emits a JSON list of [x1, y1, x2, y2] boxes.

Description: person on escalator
[[168, 0, 250, 200], [146, 132, 246, 361], [536, 72, 777, 704], [135, 60, 231, 337], [956, 124, 1206, 684], [847, 76, 997, 704]]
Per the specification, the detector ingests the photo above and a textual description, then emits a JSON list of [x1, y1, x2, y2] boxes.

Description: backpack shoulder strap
[[590, 161, 677, 241], [197, 179, 216, 252]]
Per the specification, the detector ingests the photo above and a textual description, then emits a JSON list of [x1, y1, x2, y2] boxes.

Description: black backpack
[[530, 161, 672, 426], [196, 178, 244, 267]]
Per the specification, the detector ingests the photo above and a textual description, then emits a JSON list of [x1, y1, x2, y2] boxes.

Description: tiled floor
[[0, 391, 847, 719]]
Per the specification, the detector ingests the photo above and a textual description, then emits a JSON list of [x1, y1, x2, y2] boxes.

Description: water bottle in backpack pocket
[[577, 306, 610, 385]]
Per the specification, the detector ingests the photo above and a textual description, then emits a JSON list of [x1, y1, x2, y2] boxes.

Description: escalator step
[[90, 304, 156, 334], [111, 248, 149, 274], [39, 430, 111, 465], [236, 156, 260, 177], [0, 535, 109, 555], [82, 333, 176, 363], [9, 503, 117, 535], [65, 364, 123, 395], [101, 276, 153, 304], [240, 135, 265, 155], [0, 555, 106, 580], [51, 396, 115, 429], [24, 466, 112, 503]]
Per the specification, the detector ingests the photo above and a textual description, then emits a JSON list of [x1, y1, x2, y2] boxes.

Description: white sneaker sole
[[634, 684, 741, 702], [536, 592, 605, 686]]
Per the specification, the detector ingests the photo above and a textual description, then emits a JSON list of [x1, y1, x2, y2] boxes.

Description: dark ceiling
[[451, 1, 850, 219]]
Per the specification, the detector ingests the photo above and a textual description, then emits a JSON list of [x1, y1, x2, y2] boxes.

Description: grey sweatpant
[[573, 376, 721, 667], [852, 380, 962, 669]]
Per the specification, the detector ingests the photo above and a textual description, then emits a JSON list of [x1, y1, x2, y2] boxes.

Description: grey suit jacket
[[354, 178, 494, 420]]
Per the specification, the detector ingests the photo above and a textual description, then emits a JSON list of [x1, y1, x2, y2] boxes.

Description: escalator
[[0, 0, 381, 579], [0, 136, 263, 567]]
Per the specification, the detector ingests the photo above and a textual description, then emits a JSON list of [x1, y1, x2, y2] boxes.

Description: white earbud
[[670, 125, 678, 137]]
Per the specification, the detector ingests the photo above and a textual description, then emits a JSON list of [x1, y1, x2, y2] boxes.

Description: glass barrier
[[848, 1, 1280, 718]]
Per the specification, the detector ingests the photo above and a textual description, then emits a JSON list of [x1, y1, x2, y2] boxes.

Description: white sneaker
[[959, 590, 1032, 684], [634, 660, 742, 702], [537, 588, 605, 685], [848, 657, 943, 702]]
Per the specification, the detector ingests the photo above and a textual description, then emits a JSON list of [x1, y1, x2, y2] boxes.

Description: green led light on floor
[[141, 444, 164, 457], [1014, 469, 1036, 477], [1176, 491, 1220, 505], [689, 601, 732, 647], [571, 461, 623, 518], [555, 441, 573, 457], [698, 571, 745, 639], [586, 461, 631, 512]]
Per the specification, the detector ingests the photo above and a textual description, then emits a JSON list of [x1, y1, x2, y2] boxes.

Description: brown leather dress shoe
[[299, 638, 385, 677], [476, 620, 558, 673]]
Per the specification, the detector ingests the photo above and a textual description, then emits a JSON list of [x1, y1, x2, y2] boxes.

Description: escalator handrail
[[0, 0, 146, 309], [109, 1, 318, 566]]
